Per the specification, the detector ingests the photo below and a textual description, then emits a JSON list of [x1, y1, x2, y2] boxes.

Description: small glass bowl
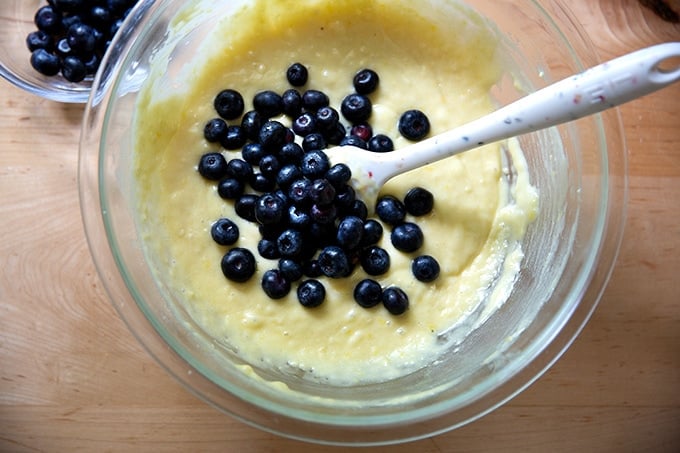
[[79, 0, 628, 446]]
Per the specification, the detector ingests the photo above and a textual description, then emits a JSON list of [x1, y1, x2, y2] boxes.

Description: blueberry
[[217, 177, 244, 199], [287, 205, 312, 230], [360, 219, 383, 246], [259, 223, 285, 240], [375, 195, 406, 226], [302, 133, 327, 152], [277, 229, 304, 258], [258, 154, 280, 179], [353, 68, 380, 95], [279, 142, 304, 164], [61, 15, 82, 32], [288, 178, 312, 205], [221, 247, 256, 283], [303, 259, 323, 278], [255, 193, 285, 225], [53, 0, 86, 13], [300, 150, 330, 179], [261, 269, 291, 299], [350, 123, 372, 142], [61, 55, 87, 82], [30, 49, 60, 76], [214, 89, 245, 120], [35, 6, 62, 34], [404, 187, 434, 216], [382, 287, 409, 315], [324, 122, 347, 145], [220, 125, 247, 150], [55, 38, 72, 57], [360, 246, 390, 275], [398, 109, 430, 141], [276, 164, 302, 189], [318, 246, 351, 278], [211, 218, 240, 246], [253, 90, 284, 118], [198, 152, 228, 180], [241, 110, 262, 141], [83, 54, 99, 74], [226, 158, 253, 182], [310, 203, 337, 225], [26, 30, 53, 52], [258, 238, 280, 260], [292, 112, 317, 136], [412, 255, 440, 282], [354, 279, 383, 308], [279, 259, 303, 282], [282, 89, 303, 117], [109, 18, 124, 37], [391, 222, 424, 252], [89, 5, 112, 28], [341, 93, 372, 123], [325, 163, 352, 188], [67, 23, 97, 54], [241, 142, 265, 165], [310, 178, 336, 205], [368, 134, 394, 153], [316, 106, 340, 131], [286, 62, 308, 86], [336, 216, 364, 250], [302, 89, 330, 112], [334, 184, 356, 211], [339, 135, 368, 150], [258, 120, 288, 153], [297, 279, 326, 307], [345, 199, 368, 220], [234, 194, 259, 222]]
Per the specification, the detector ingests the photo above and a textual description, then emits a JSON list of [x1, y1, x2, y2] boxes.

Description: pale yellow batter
[[133, 0, 538, 384]]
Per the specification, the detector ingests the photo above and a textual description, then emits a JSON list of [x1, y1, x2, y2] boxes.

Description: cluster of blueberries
[[197, 63, 440, 315], [27, 0, 138, 82]]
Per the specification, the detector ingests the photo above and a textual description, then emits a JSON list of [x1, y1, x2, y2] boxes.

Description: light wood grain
[[1, 1, 679, 451]]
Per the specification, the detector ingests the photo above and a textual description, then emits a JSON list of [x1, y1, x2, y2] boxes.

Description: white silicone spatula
[[325, 42, 680, 207]]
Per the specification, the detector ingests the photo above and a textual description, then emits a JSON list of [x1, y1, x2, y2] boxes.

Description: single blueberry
[[221, 248, 256, 283], [288, 178, 312, 205], [300, 150, 330, 179], [350, 123, 373, 142], [334, 184, 356, 211], [297, 279, 326, 307], [382, 286, 409, 315], [354, 279, 383, 308], [61, 55, 87, 82], [375, 195, 406, 226], [55, 38, 72, 57], [214, 89, 245, 120], [303, 259, 323, 278], [35, 6, 62, 34], [279, 259, 303, 282], [197, 152, 228, 180], [234, 194, 259, 222], [341, 93, 372, 123], [226, 158, 253, 182], [276, 164, 302, 189], [241, 142, 265, 165], [258, 154, 280, 179], [255, 193, 285, 225], [360, 246, 390, 276], [310, 178, 336, 206], [360, 219, 383, 247], [310, 203, 337, 225], [258, 120, 288, 153], [368, 134, 394, 153], [279, 142, 304, 164], [287, 204, 312, 230], [325, 163, 352, 188], [324, 122, 347, 145], [220, 125, 247, 150], [412, 255, 440, 282], [67, 23, 97, 54], [282, 89, 303, 117], [211, 218, 240, 246], [391, 222, 424, 252], [276, 229, 304, 258], [241, 110, 262, 141], [217, 177, 244, 200], [336, 216, 364, 250], [318, 246, 351, 278], [353, 68, 380, 94], [258, 238, 281, 260], [404, 187, 434, 216], [286, 62, 308, 86], [88, 5, 112, 28], [261, 269, 291, 299], [292, 112, 317, 136], [398, 109, 430, 141], [253, 90, 284, 118], [302, 133, 327, 152], [82, 53, 99, 74], [302, 89, 330, 112], [345, 199, 368, 220], [30, 49, 60, 76], [316, 106, 340, 131], [26, 30, 53, 52]]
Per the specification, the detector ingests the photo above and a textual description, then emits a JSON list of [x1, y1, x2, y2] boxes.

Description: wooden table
[[1, 1, 678, 451]]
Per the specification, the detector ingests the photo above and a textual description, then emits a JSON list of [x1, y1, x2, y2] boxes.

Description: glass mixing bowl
[[78, 0, 627, 445]]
